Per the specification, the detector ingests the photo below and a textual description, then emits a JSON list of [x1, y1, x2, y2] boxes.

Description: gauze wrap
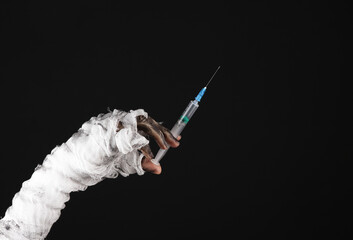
[[0, 109, 149, 240]]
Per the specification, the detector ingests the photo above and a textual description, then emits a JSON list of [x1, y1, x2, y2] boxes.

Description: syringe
[[151, 66, 221, 165]]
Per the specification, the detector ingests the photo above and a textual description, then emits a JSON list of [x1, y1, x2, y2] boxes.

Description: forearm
[[0, 109, 149, 240]]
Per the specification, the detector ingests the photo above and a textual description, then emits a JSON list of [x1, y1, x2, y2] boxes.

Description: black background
[[0, 1, 351, 239]]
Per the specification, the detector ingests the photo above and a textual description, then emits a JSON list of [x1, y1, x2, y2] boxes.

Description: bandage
[[0, 109, 149, 240]]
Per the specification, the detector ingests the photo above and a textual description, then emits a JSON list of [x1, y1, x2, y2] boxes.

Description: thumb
[[141, 157, 162, 175]]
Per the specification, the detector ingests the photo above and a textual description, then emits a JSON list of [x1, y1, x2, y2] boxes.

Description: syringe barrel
[[151, 100, 199, 165]]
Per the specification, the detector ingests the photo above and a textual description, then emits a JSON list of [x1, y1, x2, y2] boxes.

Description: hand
[[136, 115, 181, 174]]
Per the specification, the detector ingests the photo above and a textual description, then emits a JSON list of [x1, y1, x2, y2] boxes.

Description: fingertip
[[141, 158, 162, 175], [169, 140, 180, 148], [153, 167, 162, 175]]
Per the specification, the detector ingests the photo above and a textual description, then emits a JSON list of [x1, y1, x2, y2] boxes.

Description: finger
[[177, 135, 182, 141], [138, 116, 183, 150], [143, 116, 180, 148], [137, 117, 169, 149], [144, 119, 169, 149], [137, 130, 150, 140], [149, 126, 168, 149], [139, 144, 154, 160], [160, 126, 180, 148], [141, 157, 162, 175], [148, 117, 181, 148]]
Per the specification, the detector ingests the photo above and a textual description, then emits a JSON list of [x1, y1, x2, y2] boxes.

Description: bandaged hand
[[125, 115, 181, 175], [0, 110, 182, 240]]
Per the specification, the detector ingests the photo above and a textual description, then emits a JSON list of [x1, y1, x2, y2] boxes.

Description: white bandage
[[0, 109, 149, 240]]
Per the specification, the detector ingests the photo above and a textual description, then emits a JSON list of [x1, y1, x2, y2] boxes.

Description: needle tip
[[205, 66, 221, 88]]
